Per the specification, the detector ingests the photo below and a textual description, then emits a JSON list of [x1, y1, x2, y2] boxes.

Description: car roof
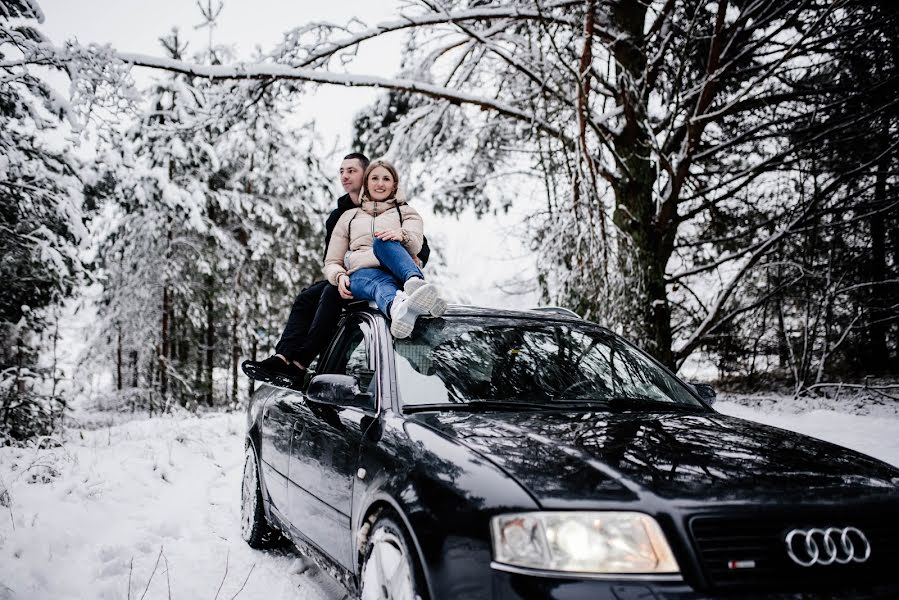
[[346, 301, 599, 327]]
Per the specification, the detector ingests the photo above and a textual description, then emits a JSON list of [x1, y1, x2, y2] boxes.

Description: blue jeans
[[350, 239, 424, 316]]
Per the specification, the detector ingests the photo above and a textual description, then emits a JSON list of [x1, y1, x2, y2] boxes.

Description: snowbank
[[716, 392, 899, 468]]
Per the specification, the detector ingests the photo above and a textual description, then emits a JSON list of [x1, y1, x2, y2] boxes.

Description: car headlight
[[490, 511, 679, 574]]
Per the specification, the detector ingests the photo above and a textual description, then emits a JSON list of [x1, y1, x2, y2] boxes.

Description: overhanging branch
[[113, 51, 568, 142], [292, 1, 587, 68]]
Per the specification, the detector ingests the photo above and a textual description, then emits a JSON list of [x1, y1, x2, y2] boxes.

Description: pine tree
[[1, 0, 85, 439], [85, 27, 328, 411]]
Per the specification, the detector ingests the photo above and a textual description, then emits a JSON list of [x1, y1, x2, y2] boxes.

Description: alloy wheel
[[360, 523, 421, 600]]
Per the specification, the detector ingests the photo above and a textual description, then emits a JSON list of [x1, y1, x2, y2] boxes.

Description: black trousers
[[275, 280, 344, 367]]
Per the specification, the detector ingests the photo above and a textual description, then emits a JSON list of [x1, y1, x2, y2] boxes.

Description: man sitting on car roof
[[241, 152, 431, 388]]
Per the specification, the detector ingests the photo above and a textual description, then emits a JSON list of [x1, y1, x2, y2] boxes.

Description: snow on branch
[[0, 0, 44, 22], [281, 0, 586, 68], [112, 50, 566, 140]]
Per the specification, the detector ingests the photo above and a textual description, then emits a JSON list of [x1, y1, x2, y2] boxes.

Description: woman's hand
[[337, 273, 354, 300], [374, 229, 404, 242]]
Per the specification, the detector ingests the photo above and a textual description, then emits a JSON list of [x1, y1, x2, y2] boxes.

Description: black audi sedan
[[241, 304, 899, 599]]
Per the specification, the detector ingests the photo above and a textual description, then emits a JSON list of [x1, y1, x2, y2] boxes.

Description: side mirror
[[690, 382, 717, 405], [307, 374, 374, 410]]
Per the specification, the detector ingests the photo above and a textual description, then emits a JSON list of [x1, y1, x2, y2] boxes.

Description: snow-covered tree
[[339, 0, 899, 370], [14, 0, 899, 379], [85, 28, 328, 411], [713, 2, 899, 388], [0, 0, 85, 439]]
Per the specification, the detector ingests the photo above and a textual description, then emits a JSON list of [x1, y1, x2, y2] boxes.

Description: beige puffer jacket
[[323, 198, 424, 285]]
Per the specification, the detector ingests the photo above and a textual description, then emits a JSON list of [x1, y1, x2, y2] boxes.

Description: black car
[[241, 304, 899, 599]]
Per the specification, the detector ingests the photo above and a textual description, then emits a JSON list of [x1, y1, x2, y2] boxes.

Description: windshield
[[394, 317, 704, 410]]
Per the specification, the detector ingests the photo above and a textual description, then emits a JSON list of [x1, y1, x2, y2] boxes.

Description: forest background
[[2, 0, 898, 441]]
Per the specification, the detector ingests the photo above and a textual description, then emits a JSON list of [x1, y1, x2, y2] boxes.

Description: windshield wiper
[[404, 400, 558, 414], [603, 395, 704, 413]]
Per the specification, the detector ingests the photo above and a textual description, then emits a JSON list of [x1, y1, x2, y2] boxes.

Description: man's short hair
[[344, 152, 370, 170]]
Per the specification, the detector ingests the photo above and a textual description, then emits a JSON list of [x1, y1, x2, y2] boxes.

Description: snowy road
[[1, 399, 897, 599]]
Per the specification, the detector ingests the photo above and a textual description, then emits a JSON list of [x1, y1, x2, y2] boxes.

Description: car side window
[[322, 317, 375, 395], [345, 339, 369, 377]]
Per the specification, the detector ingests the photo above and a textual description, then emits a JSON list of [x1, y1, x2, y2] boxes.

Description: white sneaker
[[429, 286, 448, 318], [404, 277, 426, 295], [390, 284, 441, 338], [390, 291, 415, 339], [404, 277, 447, 318]]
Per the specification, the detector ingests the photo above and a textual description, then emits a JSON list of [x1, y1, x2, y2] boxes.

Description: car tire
[[359, 514, 428, 600], [240, 444, 277, 549]]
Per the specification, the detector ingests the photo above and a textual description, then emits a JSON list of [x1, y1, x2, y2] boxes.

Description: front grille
[[689, 512, 899, 590]]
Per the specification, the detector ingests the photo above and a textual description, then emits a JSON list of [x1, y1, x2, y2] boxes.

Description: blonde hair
[[361, 159, 400, 201]]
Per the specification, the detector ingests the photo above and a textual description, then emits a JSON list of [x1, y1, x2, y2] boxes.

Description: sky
[[40, 0, 401, 142], [38, 0, 541, 310]]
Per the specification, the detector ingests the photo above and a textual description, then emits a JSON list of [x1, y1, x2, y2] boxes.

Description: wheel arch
[[356, 496, 435, 600]]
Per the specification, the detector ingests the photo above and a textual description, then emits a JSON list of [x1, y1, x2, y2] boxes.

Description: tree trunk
[[177, 301, 189, 406], [116, 324, 123, 391], [777, 300, 790, 371], [230, 306, 240, 408], [205, 288, 215, 407], [147, 351, 155, 415], [130, 350, 139, 388], [866, 148, 890, 371], [160, 285, 171, 400], [612, 185, 675, 368], [892, 207, 899, 372], [194, 343, 203, 408], [609, 0, 676, 368], [50, 317, 62, 427]]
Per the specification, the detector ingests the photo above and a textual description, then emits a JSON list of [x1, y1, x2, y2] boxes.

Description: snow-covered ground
[[0, 412, 345, 600], [1, 394, 897, 599]]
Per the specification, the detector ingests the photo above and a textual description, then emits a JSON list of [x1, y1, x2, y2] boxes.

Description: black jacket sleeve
[[418, 235, 431, 268], [323, 208, 342, 261]]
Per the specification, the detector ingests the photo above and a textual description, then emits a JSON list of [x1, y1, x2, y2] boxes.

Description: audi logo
[[784, 527, 871, 567]]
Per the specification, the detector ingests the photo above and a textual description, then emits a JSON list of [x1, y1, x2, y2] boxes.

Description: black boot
[[241, 355, 306, 388]]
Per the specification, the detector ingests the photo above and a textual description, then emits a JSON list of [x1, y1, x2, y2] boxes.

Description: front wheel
[[240, 444, 277, 548], [359, 514, 428, 600]]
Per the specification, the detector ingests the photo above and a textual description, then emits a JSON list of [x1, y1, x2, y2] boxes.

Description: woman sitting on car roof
[[323, 158, 447, 339]]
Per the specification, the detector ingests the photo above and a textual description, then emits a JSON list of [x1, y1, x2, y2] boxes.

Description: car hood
[[409, 409, 899, 508]]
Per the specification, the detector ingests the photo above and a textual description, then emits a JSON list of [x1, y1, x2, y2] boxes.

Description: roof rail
[[531, 306, 582, 319]]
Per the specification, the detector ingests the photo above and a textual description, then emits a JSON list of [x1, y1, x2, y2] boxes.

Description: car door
[[286, 313, 379, 568], [258, 387, 304, 518]]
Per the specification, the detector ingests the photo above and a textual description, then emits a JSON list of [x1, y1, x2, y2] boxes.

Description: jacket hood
[[409, 409, 899, 508]]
